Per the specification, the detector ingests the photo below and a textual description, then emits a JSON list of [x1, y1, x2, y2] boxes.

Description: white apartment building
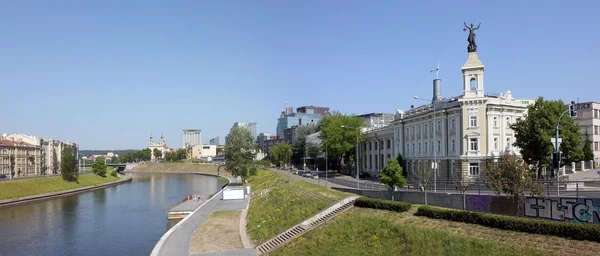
[[360, 50, 534, 181], [573, 102, 600, 166], [183, 129, 202, 148], [2, 133, 78, 176]]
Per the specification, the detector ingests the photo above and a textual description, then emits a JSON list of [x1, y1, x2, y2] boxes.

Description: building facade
[[296, 105, 330, 116], [0, 138, 40, 177], [256, 133, 273, 148], [263, 136, 284, 160], [209, 136, 220, 146], [358, 113, 395, 130], [573, 102, 600, 166], [233, 122, 258, 140], [276, 107, 324, 137], [190, 144, 217, 159], [183, 129, 202, 148], [359, 51, 533, 182], [149, 134, 168, 160], [284, 126, 299, 146]]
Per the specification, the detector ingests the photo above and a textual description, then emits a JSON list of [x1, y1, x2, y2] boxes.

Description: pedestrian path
[[151, 187, 257, 256]]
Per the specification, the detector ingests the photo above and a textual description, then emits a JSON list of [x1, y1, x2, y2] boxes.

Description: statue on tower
[[463, 22, 481, 52]]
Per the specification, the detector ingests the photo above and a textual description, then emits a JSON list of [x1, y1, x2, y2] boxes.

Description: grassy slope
[[272, 207, 546, 256], [0, 173, 120, 200], [246, 169, 350, 244]]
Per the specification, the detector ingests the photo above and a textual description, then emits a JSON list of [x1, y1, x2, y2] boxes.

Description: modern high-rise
[[296, 105, 330, 116], [209, 136, 220, 146], [183, 129, 202, 148], [276, 106, 327, 138], [233, 122, 258, 140], [573, 102, 600, 166]]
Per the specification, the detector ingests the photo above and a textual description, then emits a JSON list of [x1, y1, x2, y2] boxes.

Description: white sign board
[[222, 189, 245, 200], [550, 138, 562, 150]]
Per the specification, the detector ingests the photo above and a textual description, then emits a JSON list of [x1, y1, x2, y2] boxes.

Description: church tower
[[461, 51, 485, 98]]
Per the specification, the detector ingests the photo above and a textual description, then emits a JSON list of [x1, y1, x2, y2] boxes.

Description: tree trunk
[[424, 190, 428, 205], [463, 192, 466, 210]]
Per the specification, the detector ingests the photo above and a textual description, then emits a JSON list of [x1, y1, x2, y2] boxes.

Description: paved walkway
[[153, 188, 257, 256]]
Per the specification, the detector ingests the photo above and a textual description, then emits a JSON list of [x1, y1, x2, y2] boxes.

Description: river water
[[0, 173, 223, 256]]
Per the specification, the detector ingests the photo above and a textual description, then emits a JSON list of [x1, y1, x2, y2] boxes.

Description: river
[[0, 173, 224, 256]]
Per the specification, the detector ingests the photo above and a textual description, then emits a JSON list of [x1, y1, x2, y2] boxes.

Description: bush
[[415, 206, 600, 242], [110, 170, 118, 177], [354, 197, 411, 212]]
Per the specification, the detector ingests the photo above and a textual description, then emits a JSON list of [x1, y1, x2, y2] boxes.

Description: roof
[[0, 139, 37, 148]]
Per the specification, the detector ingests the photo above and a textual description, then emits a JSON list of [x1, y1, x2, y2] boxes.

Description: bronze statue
[[463, 22, 481, 52]]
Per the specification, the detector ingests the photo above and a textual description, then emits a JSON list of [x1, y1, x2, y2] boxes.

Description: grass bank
[[133, 163, 222, 175], [0, 173, 120, 200], [246, 169, 350, 244], [273, 207, 546, 256]]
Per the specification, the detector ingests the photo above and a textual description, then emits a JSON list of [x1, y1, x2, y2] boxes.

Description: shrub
[[354, 197, 411, 212], [110, 170, 118, 177], [416, 206, 600, 241]]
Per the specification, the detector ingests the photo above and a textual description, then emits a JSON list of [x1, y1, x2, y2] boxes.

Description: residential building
[[359, 49, 533, 182], [284, 126, 299, 146], [209, 136, 220, 146], [190, 144, 217, 159], [41, 139, 79, 175], [0, 138, 40, 177], [233, 122, 258, 140], [256, 133, 273, 148], [358, 113, 395, 131], [276, 106, 324, 137], [183, 129, 202, 148], [148, 134, 168, 160], [1, 133, 78, 176], [573, 102, 600, 166]]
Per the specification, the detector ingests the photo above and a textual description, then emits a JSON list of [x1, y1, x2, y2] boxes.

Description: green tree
[[176, 148, 187, 161], [396, 154, 407, 177], [111, 155, 118, 163], [92, 157, 107, 177], [511, 97, 582, 177], [583, 133, 594, 162], [224, 126, 256, 183], [378, 158, 406, 201], [139, 148, 152, 161], [153, 148, 162, 159], [271, 143, 293, 167], [60, 147, 78, 182], [482, 156, 544, 215], [318, 112, 365, 173], [411, 162, 434, 205], [293, 124, 319, 164]]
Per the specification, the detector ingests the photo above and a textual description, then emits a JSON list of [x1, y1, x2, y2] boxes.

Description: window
[[493, 116, 498, 127], [451, 118, 455, 130], [470, 116, 478, 127], [380, 141, 383, 149], [595, 109, 599, 118], [412, 126, 415, 136], [387, 154, 391, 160], [437, 120, 441, 132], [595, 126, 599, 135], [470, 78, 477, 90], [424, 124, 428, 135], [469, 163, 480, 176], [595, 142, 599, 151], [406, 144, 410, 155], [369, 155, 372, 169], [506, 137, 512, 149], [418, 143, 421, 154], [506, 116, 511, 127], [451, 139, 455, 152], [369, 143, 372, 151], [494, 137, 498, 150], [437, 141, 441, 153], [424, 142, 428, 153], [412, 144, 415, 154], [469, 138, 478, 151], [387, 140, 391, 149], [417, 125, 421, 136]]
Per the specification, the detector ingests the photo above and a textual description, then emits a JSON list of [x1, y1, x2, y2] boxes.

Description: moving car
[[358, 172, 371, 178], [303, 172, 312, 178], [312, 173, 319, 179]]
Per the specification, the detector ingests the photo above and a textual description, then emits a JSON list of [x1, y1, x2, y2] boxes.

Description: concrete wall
[[335, 188, 600, 225]]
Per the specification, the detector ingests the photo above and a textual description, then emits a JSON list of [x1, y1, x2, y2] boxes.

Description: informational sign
[[550, 138, 562, 150], [222, 188, 245, 200]]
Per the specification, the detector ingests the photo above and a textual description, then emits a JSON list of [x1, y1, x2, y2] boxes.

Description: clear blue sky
[[1, 1, 598, 150]]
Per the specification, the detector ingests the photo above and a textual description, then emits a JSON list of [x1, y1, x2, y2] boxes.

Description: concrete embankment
[[0, 176, 133, 208]]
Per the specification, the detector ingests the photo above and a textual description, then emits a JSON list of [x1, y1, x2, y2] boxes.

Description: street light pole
[[341, 125, 361, 189], [415, 96, 437, 193], [556, 109, 569, 197], [325, 139, 328, 188]]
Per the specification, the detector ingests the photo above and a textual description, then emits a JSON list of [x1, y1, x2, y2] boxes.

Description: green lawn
[[246, 169, 350, 244], [272, 207, 546, 256], [0, 173, 121, 200]]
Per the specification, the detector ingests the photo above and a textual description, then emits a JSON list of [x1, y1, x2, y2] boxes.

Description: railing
[[166, 193, 206, 211]]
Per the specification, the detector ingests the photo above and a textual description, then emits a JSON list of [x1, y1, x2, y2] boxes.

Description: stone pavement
[[152, 188, 258, 256]]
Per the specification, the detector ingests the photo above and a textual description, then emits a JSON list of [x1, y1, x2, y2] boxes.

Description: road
[[273, 168, 600, 198]]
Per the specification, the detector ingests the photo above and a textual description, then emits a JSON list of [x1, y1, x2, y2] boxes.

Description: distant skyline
[[1, 1, 598, 149]]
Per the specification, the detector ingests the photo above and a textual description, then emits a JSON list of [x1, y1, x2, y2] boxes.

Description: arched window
[[470, 78, 477, 90]]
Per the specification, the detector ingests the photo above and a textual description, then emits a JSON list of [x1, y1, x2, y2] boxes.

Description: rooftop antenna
[[430, 62, 440, 79]]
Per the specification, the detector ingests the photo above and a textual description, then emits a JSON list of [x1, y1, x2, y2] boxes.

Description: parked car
[[298, 171, 305, 176], [304, 172, 312, 178], [312, 173, 319, 179], [359, 172, 371, 178], [0, 174, 6, 179]]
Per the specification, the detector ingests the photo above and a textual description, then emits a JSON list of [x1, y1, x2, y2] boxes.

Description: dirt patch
[[353, 207, 600, 256], [190, 210, 244, 254]]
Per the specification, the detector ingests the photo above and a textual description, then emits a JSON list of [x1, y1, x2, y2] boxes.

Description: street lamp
[[414, 96, 438, 193], [341, 125, 360, 189]]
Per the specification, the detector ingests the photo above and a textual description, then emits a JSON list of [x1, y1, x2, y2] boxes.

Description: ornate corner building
[[360, 50, 535, 181]]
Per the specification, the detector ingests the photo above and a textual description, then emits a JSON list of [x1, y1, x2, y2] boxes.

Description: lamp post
[[555, 107, 571, 197], [341, 125, 360, 189], [325, 139, 328, 188], [414, 96, 438, 193]]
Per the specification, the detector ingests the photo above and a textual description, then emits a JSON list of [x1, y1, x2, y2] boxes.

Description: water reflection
[[0, 173, 221, 256]]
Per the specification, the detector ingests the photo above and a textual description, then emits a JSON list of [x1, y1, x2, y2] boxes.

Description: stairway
[[255, 196, 359, 254]]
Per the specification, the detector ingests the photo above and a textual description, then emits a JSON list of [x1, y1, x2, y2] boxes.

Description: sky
[[1, 0, 598, 150]]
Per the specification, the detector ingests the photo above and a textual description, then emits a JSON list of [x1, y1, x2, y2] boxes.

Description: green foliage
[[120, 149, 152, 163], [583, 134, 594, 162], [273, 208, 544, 256], [482, 156, 544, 202], [60, 147, 78, 182], [246, 169, 348, 244], [270, 143, 293, 167], [319, 112, 364, 170], [293, 124, 319, 163], [224, 126, 256, 183], [110, 155, 118, 163], [254, 159, 272, 168], [511, 97, 583, 171], [110, 170, 118, 177], [396, 153, 407, 177], [379, 158, 407, 192], [92, 157, 107, 177], [415, 206, 600, 242], [354, 197, 411, 212], [152, 148, 162, 159], [164, 148, 187, 162]]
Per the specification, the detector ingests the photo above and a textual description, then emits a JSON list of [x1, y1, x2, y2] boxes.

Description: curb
[[0, 176, 133, 208], [150, 175, 234, 256], [240, 202, 253, 249]]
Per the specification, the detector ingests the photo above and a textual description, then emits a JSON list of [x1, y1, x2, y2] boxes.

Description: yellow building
[[0, 138, 40, 177]]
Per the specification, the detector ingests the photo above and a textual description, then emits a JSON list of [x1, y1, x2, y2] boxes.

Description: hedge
[[416, 205, 600, 241], [354, 197, 411, 212]]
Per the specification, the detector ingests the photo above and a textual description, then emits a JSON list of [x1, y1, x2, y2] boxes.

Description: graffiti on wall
[[524, 197, 600, 224]]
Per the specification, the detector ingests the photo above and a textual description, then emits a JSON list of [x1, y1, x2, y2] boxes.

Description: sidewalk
[[152, 188, 257, 256]]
